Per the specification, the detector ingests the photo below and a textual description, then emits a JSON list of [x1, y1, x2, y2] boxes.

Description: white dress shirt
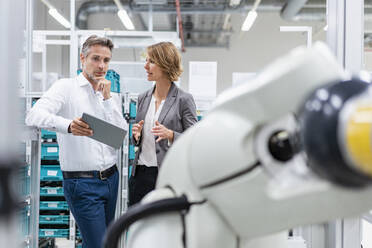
[[138, 96, 165, 167], [26, 73, 127, 171]]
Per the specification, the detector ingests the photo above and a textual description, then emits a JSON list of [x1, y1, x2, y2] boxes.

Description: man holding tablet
[[26, 35, 127, 248]]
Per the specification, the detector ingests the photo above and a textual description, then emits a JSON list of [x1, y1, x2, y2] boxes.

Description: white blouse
[[138, 96, 165, 167]]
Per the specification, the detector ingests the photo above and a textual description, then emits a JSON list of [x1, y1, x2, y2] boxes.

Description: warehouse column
[[0, 0, 25, 248], [326, 0, 364, 248]]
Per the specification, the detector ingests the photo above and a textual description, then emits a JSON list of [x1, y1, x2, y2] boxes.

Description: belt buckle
[[99, 170, 107, 180]]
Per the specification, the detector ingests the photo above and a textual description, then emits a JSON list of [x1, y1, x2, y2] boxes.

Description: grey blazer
[[132, 82, 197, 176]]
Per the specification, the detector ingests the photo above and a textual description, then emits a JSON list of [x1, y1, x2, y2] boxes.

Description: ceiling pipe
[[292, 8, 326, 21], [281, 0, 309, 21], [175, 0, 185, 52], [127, 5, 281, 14], [76, 0, 372, 29], [293, 7, 372, 22], [75, 1, 284, 29], [76, 1, 118, 29]]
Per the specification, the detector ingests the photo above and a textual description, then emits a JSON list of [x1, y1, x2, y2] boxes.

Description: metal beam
[[326, 1, 364, 248], [281, 0, 309, 20], [186, 29, 234, 35], [175, 0, 185, 52]]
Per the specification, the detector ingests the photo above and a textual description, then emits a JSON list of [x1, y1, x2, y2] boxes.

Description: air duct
[[281, 0, 309, 20], [76, 1, 119, 29], [78, 0, 372, 30]]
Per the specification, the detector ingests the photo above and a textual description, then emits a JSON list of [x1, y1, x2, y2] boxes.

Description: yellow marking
[[346, 105, 372, 177]]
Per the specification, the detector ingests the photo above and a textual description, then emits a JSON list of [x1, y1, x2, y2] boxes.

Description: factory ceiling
[[73, 0, 372, 48]]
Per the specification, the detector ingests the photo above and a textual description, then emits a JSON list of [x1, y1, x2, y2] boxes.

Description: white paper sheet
[[189, 61, 217, 98]]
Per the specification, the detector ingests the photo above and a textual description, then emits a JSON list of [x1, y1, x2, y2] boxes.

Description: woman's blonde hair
[[147, 42, 183, 82]]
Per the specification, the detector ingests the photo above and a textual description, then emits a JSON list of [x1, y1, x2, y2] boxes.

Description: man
[[26, 35, 127, 248]]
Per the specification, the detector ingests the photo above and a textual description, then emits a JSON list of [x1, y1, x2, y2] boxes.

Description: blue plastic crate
[[40, 165, 63, 181], [41, 129, 57, 139], [106, 70, 120, 93], [129, 123, 133, 138], [39, 229, 69, 238], [129, 101, 137, 118], [41, 143, 59, 160], [129, 145, 135, 160], [19, 165, 30, 196], [19, 205, 30, 237], [39, 215, 69, 225], [40, 187, 64, 196], [40, 201, 69, 210], [77, 69, 120, 93]]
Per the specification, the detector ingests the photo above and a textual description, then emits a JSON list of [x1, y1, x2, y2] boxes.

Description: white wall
[[181, 13, 326, 94]]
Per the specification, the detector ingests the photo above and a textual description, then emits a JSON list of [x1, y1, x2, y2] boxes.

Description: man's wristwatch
[[68, 124, 72, 133]]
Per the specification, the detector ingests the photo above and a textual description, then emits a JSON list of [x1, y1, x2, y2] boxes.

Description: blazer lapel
[[158, 83, 178, 124], [137, 87, 154, 122]]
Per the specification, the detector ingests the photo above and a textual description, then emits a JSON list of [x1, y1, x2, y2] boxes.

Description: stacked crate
[[19, 98, 31, 247], [39, 129, 70, 242], [18, 162, 31, 247]]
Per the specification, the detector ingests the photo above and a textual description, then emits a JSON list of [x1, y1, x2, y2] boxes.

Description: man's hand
[[151, 121, 173, 143], [97, 78, 111, 100], [69, 117, 93, 136], [132, 120, 144, 141]]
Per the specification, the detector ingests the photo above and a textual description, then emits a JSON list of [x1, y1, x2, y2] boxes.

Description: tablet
[[81, 112, 127, 149]]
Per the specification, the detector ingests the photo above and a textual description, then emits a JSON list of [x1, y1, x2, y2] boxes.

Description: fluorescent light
[[241, 10, 257, 31], [48, 8, 71, 29], [323, 25, 328, 31], [117, 9, 135, 30], [229, 0, 241, 6]]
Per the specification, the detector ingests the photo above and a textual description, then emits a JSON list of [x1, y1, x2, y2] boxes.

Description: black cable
[[103, 196, 195, 248]]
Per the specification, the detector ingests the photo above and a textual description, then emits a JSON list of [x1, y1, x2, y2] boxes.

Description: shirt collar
[[77, 73, 91, 87]]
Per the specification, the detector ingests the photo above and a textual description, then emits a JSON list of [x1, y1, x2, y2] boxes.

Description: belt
[[136, 164, 158, 172], [62, 164, 117, 180]]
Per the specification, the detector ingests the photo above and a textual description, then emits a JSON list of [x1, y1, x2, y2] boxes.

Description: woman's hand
[[151, 121, 174, 143], [132, 120, 144, 141]]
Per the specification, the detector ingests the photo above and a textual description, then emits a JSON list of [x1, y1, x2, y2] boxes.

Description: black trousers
[[128, 165, 158, 206]]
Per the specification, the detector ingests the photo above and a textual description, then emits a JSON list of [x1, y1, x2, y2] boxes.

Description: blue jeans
[[63, 170, 119, 248]]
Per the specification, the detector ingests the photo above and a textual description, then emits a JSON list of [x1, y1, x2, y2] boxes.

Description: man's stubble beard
[[83, 64, 99, 85]]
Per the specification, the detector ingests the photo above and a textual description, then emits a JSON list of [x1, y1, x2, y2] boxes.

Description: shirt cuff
[[102, 97, 114, 114], [55, 117, 72, 134]]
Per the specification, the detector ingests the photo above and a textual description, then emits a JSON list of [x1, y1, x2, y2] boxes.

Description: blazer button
[[156, 149, 160, 153]]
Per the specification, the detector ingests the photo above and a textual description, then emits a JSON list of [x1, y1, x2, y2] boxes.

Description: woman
[[129, 42, 197, 206]]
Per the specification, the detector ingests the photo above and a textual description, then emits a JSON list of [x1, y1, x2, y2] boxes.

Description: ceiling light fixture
[[241, 0, 262, 32], [229, 0, 241, 7], [114, 0, 135, 30], [40, 0, 71, 29]]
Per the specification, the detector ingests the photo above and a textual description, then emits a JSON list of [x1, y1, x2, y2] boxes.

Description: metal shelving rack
[[21, 124, 41, 248]]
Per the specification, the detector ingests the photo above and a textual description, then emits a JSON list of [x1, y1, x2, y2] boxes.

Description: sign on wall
[[189, 61, 217, 98]]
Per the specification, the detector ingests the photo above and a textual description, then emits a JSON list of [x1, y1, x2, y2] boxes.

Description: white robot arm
[[104, 42, 372, 248]]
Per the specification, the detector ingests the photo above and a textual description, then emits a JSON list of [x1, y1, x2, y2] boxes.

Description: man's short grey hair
[[81, 35, 114, 57]]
